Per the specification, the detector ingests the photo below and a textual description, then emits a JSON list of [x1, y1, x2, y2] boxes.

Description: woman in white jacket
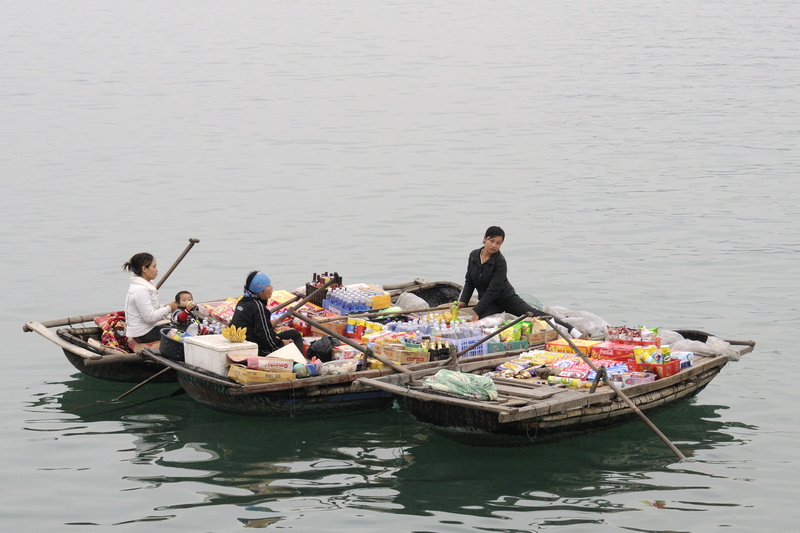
[[122, 252, 178, 343]]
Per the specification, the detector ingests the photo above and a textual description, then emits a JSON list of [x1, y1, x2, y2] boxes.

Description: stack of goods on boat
[[485, 325, 695, 389], [152, 273, 577, 385]]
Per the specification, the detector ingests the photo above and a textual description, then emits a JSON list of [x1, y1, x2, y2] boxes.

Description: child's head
[[175, 291, 193, 308]]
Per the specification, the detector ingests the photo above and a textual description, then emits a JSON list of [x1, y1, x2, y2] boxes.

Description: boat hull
[[29, 279, 463, 383], [359, 332, 755, 446], [175, 370, 393, 416], [398, 363, 723, 446]]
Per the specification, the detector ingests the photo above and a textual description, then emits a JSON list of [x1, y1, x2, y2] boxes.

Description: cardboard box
[[227, 354, 295, 372], [372, 343, 430, 365], [590, 341, 639, 360], [487, 340, 530, 353], [332, 345, 362, 360], [227, 364, 296, 385], [527, 329, 558, 346], [369, 293, 392, 309], [545, 338, 602, 355], [311, 320, 347, 337], [184, 334, 258, 376]]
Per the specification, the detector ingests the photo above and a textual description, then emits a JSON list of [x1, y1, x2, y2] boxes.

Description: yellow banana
[[221, 325, 247, 342]]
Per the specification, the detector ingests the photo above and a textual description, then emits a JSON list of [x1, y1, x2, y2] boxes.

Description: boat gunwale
[[357, 334, 754, 425], [144, 347, 533, 396]]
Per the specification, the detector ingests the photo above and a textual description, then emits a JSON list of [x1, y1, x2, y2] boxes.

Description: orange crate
[[626, 359, 680, 379]]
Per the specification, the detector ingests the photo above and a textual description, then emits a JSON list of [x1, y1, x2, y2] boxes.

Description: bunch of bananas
[[222, 325, 248, 342]]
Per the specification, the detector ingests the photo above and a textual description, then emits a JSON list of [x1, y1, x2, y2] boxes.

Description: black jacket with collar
[[458, 248, 517, 316]]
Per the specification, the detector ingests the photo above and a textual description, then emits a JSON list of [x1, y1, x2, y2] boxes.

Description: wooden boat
[[22, 279, 465, 384], [357, 330, 756, 446], [143, 349, 518, 416]]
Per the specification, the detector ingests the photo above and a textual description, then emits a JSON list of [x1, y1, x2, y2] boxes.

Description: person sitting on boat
[[457, 226, 580, 336], [171, 290, 197, 330], [231, 271, 304, 356], [122, 252, 179, 344]]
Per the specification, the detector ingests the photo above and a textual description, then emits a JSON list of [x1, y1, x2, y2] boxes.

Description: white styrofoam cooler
[[183, 334, 258, 376]]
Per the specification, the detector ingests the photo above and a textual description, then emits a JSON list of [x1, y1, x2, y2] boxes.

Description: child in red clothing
[[171, 290, 197, 329]]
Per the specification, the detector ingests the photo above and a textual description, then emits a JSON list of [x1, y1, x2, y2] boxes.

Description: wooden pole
[[23, 313, 112, 332], [156, 238, 200, 290], [72, 366, 173, 410], [541, 317, 687, 461], [270, 278, 337, 326]]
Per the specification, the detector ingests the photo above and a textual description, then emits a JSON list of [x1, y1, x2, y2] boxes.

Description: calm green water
[[2, 1, 798, 531]]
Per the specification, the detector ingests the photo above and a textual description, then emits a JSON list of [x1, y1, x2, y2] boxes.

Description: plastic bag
[[306, 336, 338, 362], [422, 369, 498, 401], [659, 329, 686, 345], [395, 292, 429, 311], [669, 337, 740, 361], [545, 306, 610, 339], [470, 312, 516, 329], [321, 358, 359, 375]]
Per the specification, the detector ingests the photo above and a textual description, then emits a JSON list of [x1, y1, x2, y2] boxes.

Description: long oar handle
[[112, 366, 173, 402], [270, 278, 337, 326], [156, 238, 200, 289], [541, 317, 687, 461], [290, 310, 410, 374], [73, 366, 173, 410]]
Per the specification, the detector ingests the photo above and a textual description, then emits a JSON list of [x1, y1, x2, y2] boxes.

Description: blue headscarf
[[244, 271, 271, 297]]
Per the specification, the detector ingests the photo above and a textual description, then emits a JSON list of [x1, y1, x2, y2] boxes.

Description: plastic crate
[[627, 359, 680, 379], [305, 273, 343, 307], [432, 335, 487, 358]]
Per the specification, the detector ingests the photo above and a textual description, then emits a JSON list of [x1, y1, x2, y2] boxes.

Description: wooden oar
[[290, 310, 410, 374], [541, 316, 687, 461], [24, 238, 199, 332], [72, 366, 174, 410], [23, 313, 112, 332], [155, 238, 200, 289], [270, 278, 337, 326]]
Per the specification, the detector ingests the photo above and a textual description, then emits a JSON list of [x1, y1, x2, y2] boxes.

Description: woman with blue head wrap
[[231, 270, 304, 356]]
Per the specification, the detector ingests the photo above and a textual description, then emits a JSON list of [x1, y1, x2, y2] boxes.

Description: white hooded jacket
[[124, 277, 171, 338]]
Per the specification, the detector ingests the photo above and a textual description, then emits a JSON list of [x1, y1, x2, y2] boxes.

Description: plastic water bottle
[[185, 322, 199, 337], [450, 300, 459, 324]]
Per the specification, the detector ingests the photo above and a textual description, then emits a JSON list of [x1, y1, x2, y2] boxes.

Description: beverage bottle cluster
[[311, 271, 340, 287], [345, 318, 383, 339], [382, 318, 483, 339], [326, 286, 386, 313]]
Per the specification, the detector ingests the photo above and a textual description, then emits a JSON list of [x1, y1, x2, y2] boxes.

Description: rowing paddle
[[541, 316, 687, 461], [71, 366, 175, 410], [156, 238, 199, 290]]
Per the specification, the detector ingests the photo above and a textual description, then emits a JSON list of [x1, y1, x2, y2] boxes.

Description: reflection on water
[[25, 373, 759, 528]]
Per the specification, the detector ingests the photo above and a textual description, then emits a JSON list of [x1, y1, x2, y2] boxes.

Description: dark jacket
[[458, 248, 517, 317], [231, 296, 283, 356]]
